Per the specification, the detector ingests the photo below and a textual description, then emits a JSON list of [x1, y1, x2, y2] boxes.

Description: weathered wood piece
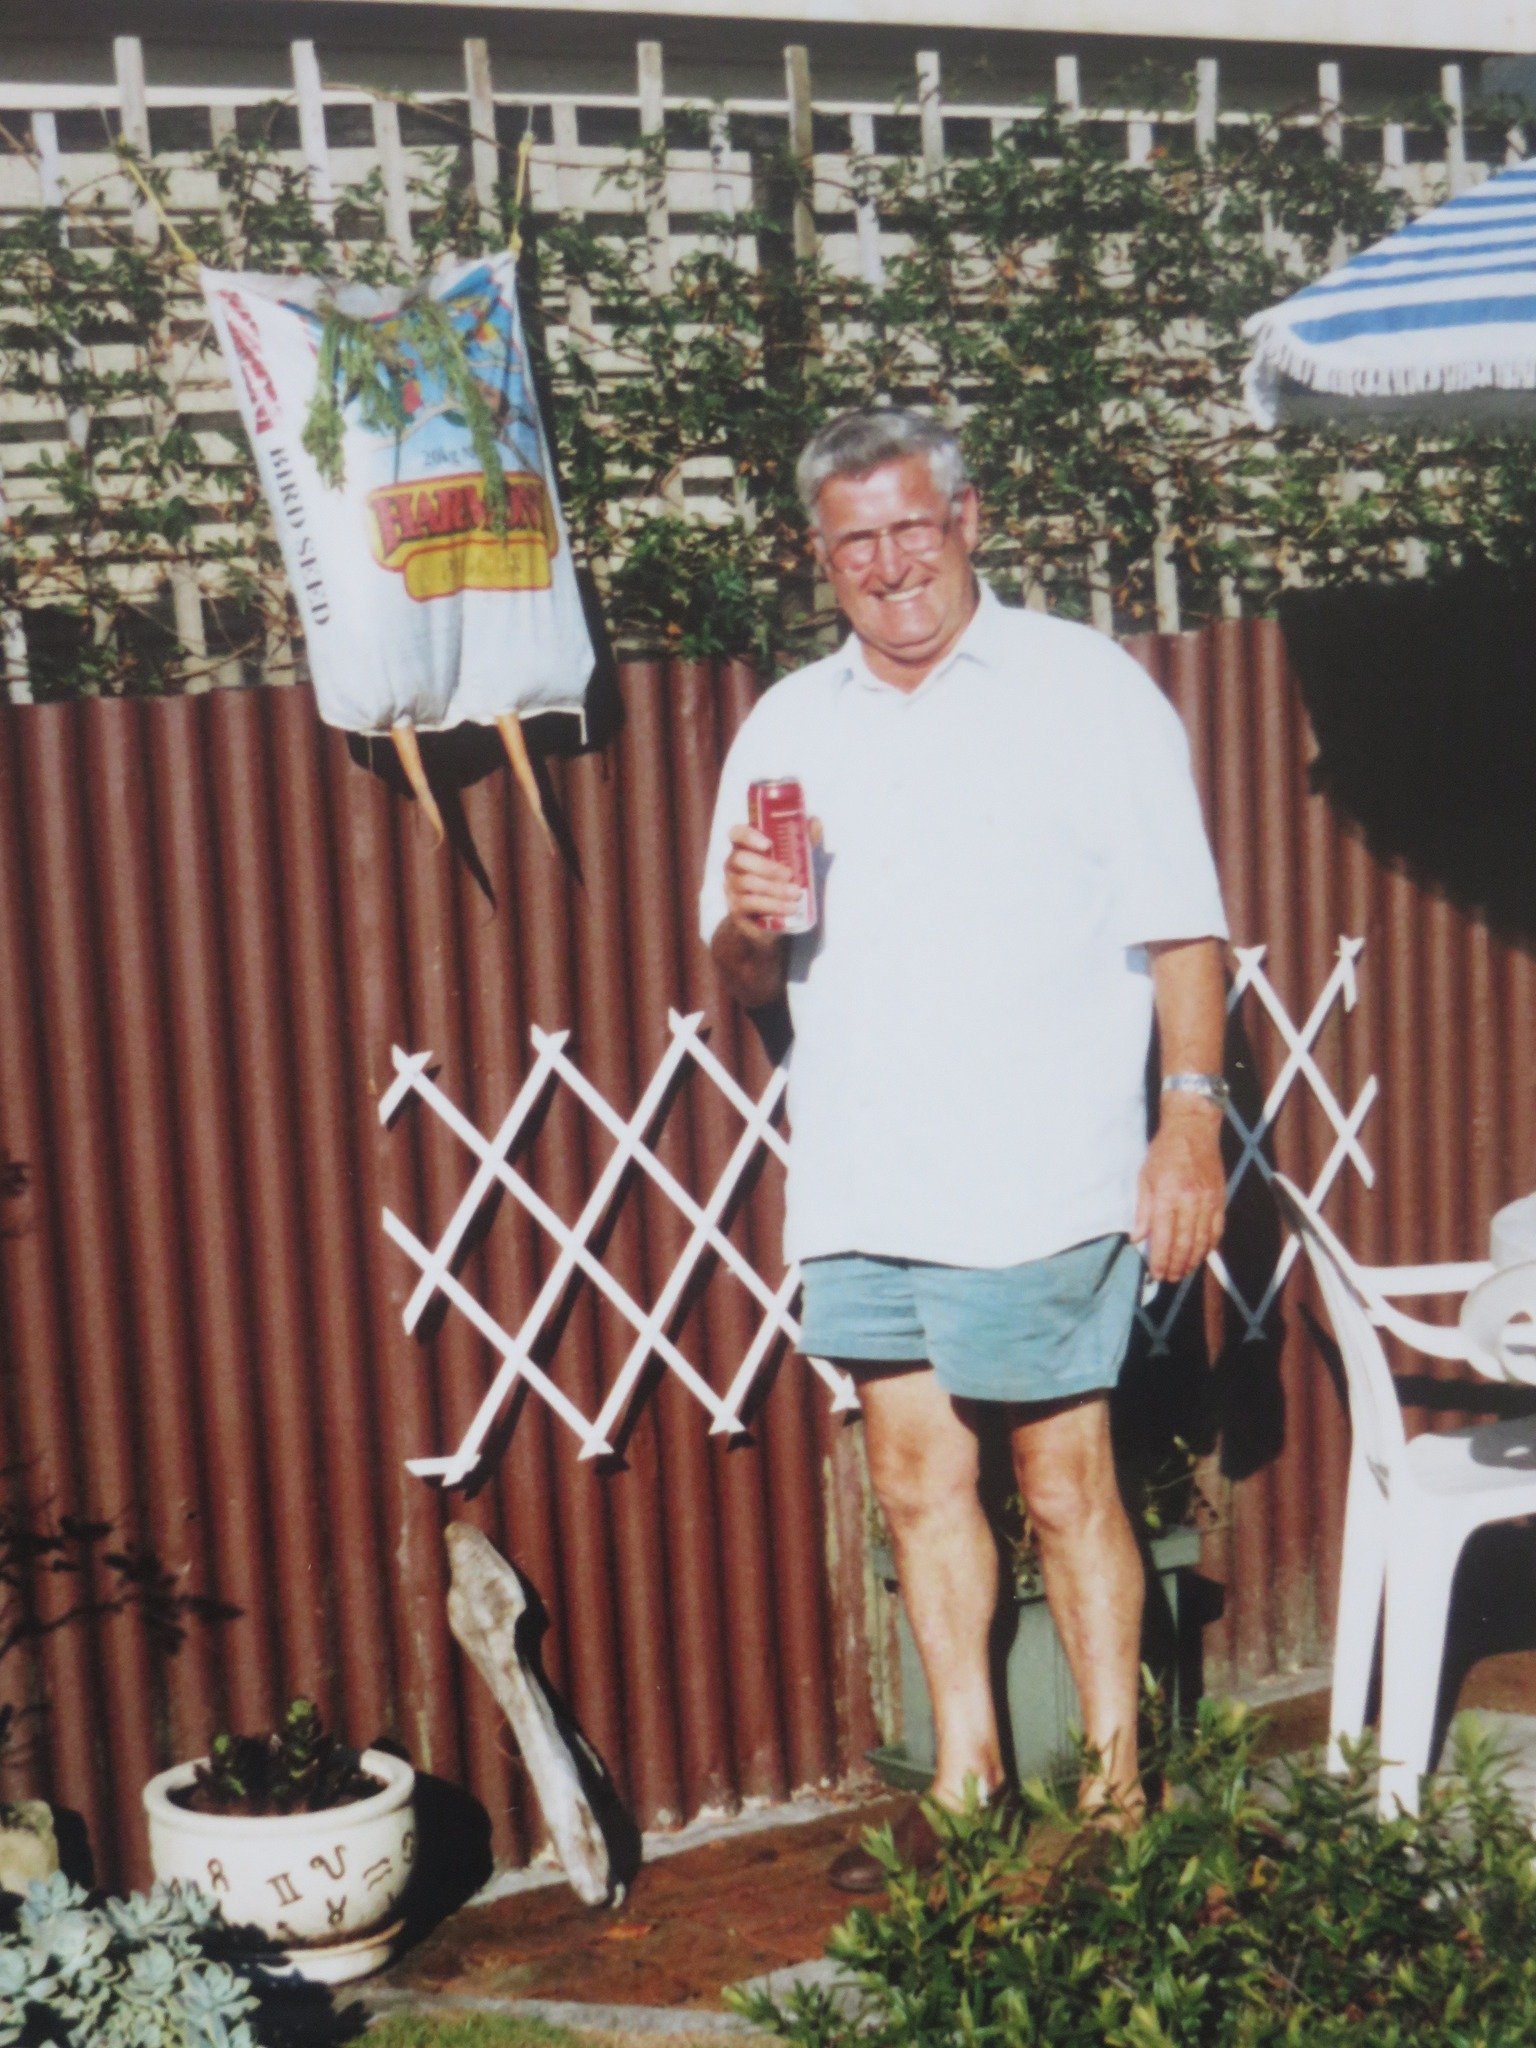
[[445, 1523, 615, 1906]]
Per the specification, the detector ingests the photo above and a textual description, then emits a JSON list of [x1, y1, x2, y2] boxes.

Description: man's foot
[[828, 1799, 944, 1894]]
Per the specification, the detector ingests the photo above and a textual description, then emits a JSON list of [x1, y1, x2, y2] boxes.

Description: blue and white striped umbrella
[[1244, 158, 1536, 430]]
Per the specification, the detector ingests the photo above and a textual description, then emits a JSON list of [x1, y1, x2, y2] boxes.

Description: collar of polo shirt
[[837, 578, 1011, 698]]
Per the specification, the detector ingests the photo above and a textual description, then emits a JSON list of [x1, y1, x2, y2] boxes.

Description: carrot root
[[390, 721, 445, 848], [496, 712, 555, 851]]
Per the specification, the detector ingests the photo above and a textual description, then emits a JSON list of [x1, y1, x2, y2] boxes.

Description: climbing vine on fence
[[1, 86, 1534, 697]]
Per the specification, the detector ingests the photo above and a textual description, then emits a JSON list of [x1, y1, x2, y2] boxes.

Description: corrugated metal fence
[[1, 615, 1534, 1889]]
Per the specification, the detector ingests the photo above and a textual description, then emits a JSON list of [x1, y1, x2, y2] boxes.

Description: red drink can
[[748, 777, 818, 935]]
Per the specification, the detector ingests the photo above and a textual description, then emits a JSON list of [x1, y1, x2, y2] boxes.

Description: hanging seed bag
[[203, 251, 594, 737]]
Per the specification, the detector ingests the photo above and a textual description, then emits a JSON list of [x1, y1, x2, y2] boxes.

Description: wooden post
[[1442, 62, 1468, 195], [849, 110, 884, 290], [1318, 62, 1347, 270], [1055, 55, 1081, 122], [116, 36, 209, 679], [1382, 120, 1406, 189], [290, 40, 336, 233], [916, 50, 944, 175], [708, 107, 736, 217], [636, 39, 671, 293], [372, 97, 416, 260], [1127, 116, 1153, 168], [785, 44, 817, 262], [32, 110, 63, 208], [1195, 58, 1218, 157], [551, 101, 595, 340], [464, 38, 501, 234], [205, 104, 241, 257], [113, 37, 156, 243], [636, 40, 681, 510], [1318, 62, 1343, 160]]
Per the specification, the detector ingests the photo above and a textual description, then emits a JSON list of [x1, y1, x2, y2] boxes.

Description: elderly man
[[699, 409, 1228, 1889]]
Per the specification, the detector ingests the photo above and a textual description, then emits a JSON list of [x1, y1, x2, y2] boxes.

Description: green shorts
[[797, 1235, 1141, 1405]]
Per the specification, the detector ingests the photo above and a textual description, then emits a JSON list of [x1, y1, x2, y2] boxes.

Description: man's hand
[[1132, 1100, 1225, 1283], [710, 820, 819, 1010], [723, 822, 803, 936]]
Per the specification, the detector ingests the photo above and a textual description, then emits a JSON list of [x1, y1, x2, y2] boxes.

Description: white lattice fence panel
[[1137, 935, 1377, 1354], [378, 1011, 856, 1487]]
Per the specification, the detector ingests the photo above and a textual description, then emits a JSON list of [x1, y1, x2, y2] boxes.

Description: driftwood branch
[[445, 1522, 615, 1906]]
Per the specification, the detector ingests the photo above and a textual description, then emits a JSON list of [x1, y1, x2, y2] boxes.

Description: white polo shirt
[[698, 585, 1228, 1269]]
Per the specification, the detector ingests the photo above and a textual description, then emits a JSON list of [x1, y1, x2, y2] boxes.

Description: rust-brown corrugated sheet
[[0, 621, 1532, 1889]]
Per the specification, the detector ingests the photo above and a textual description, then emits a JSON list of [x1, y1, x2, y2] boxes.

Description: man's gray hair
[[795, 408, 969, 520]]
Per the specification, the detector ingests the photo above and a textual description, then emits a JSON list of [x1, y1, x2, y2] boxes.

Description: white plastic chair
[[1273, 1175, 1536, 1816]]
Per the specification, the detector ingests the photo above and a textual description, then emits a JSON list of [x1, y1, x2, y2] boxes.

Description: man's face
[[814, 453, 980, 685]]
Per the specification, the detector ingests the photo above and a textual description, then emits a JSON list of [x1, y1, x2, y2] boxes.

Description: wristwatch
[[1161, 1071, 1231, 1111]]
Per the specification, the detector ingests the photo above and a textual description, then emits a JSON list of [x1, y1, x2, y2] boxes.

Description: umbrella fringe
[[1245, 326, 1536, 429]]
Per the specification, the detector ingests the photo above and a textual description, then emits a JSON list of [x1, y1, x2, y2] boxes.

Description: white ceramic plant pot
[[143, 1749, 416, 1984]]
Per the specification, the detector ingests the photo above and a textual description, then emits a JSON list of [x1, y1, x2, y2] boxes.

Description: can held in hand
[[748, 778, 818, 935]]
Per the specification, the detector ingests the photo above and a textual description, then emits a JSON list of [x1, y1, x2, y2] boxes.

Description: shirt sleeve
[[1094, 649, 1229, 949]]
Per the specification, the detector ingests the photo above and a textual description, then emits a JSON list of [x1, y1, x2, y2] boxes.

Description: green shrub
[[0, 1872, 263, 2046], [732, 1699, 1536, 2046]]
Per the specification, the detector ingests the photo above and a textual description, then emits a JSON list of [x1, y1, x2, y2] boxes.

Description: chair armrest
[[1360, 1260, 1494, 1297], [1459, 1263, 1536, 1385], [1370, 1298, 1479, 1363]]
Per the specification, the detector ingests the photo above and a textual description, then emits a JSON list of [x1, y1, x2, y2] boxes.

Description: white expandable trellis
[[1137, 934, 1377, 1354], [381, 941, 1376, 1481], [378, 1010, 857, 1486]]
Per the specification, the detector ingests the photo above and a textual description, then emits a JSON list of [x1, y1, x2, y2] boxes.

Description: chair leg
[[1328, 1462, 1387, 1774], [1376, 1518, 1461, 1818]]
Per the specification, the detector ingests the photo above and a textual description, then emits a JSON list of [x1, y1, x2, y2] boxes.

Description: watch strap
[[1161, 1071, 1231, 1109]]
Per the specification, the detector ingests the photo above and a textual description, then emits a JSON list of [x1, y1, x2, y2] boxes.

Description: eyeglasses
[[823, 502, 962, 574]]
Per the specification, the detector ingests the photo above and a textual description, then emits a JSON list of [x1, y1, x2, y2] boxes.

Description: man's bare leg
[[1010, 1395, 1144, 1821], [860, 1367, 1003, 1808]]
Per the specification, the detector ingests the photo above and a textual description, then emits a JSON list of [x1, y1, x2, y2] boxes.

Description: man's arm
[[708, 822, 800, 1009], [1134, 937, 1227, 1284]]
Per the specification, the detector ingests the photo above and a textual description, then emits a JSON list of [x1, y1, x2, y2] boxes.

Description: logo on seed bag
[[286, 260, 558, 602], [368, 470, 558, 600], [218, 291, 281, 434]]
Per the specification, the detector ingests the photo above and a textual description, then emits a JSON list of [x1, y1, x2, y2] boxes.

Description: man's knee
[[868, 1438, 977, 1537], [1013, 1427, 1120, 1542], [1017, 1465, 1106, 1542]]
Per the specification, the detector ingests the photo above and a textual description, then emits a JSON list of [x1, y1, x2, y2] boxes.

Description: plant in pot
[[142, 1697, 416, 1986], [871, 1439, 1216, 1789]]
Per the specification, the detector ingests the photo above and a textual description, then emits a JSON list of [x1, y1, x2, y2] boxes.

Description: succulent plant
[[0, 1870, 262, 2046], [182, 1697, 382, 1819]]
